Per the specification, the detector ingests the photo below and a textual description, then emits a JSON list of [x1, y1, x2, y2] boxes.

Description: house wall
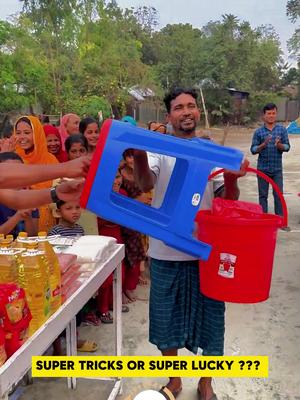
[[137, 102, 166, 126], [277, 99, 300, 121]]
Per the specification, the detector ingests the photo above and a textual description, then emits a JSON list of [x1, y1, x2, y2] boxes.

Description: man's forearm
[[276, 142, 289, 152], [0, 157, 90, 189], [223, 176, 240, 200], [254, 142, 267, 154], [133, 150, 155, 192], [0, 189, 52, 209], [0, 163, 66, 189]]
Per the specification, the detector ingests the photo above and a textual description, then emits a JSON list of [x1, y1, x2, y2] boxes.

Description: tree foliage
[[0, 1, 291, 122], [287, 0, 300, 62], [0, 0, 155, 114], [287, 0, 300, 23], [134, 6, 159, 35], [142, 14, 283, 123]]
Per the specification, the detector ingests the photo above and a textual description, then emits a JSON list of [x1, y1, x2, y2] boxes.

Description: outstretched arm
[[0, 157, 90, 189], [0, 211, 25, 235], [0, 180, 85, 209], [250, 130, 271, 155], [133, 150, 156, 192], [222, 159, 249, 200]]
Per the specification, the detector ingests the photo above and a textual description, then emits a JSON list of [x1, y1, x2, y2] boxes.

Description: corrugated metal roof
[[128, 86, 155, 101]]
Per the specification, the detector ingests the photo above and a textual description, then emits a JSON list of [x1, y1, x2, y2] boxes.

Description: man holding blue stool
[[134, 88, 248, 400]]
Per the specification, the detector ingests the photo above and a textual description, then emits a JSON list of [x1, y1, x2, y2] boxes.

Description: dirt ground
[[18, 128, 300, 400]]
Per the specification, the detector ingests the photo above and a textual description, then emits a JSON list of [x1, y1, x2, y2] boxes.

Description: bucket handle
[[208, 166, 288, 228]]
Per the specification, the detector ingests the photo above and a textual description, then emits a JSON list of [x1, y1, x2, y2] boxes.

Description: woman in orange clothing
[[14, 116, 59, 233]]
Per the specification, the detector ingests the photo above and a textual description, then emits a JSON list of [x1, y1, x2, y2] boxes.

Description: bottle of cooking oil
[[37, 232, 61, 314], [0, 239, 19, 284], [14, 232, 28, 249], [5, 235, 14, 245], [17, 241, 51, 336]]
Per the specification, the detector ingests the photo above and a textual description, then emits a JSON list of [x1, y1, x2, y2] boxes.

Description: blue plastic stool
[[81, 120, 243, 259]]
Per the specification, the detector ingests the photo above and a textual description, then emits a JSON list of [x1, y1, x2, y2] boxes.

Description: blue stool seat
[[81, 120, 243, 259]]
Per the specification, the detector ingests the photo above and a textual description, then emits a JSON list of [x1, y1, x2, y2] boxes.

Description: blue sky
[[0, 0, 296, 64]]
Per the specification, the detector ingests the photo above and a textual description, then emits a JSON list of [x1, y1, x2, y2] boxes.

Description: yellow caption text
[[32, 356, 268, 378]]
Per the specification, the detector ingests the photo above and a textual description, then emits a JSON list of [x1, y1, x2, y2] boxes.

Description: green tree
[[201, 17, 281, 91], [9, 0, 157, 114], [282, 67, 299, 86], [286, 0, 300, 100], [134, 6, 159, 35], [287, 0, 300, 22], [0, 19, 48, 112], [151, 23, 204, 88], [287, 0, 300, 63], [0, 2, 287, 122]]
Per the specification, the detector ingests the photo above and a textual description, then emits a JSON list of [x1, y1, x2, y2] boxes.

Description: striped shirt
[[48, 224, 85, 237], [250, 123, 290, 173]]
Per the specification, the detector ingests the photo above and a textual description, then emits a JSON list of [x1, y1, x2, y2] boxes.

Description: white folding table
[[0, 244, 124, 400]]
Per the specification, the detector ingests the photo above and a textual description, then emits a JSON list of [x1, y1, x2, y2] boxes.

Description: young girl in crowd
[[58, 113, 80, 150], [79, 117, 100, 155], [49, 199, 99, 352], [14, 116, 58, 233], [121, 181, 147, 302], [44, 124, 68, 162], [121, 149, 152, 287], [65, 134, 88, 160], [97, 169, 129, 322], [0, 152, 38, 237]]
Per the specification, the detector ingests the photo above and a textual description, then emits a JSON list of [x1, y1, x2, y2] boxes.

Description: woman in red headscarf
[[44, 124, 68, 163]]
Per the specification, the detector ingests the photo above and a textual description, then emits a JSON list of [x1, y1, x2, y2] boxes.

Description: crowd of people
[[0, 88, 290, 400], [0, 111, 156, 353]]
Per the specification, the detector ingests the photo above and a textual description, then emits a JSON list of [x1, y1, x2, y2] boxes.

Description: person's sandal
[[159, 385, 182, 399], [77, 340, 98, 352], [197, 388, 218, 400], [82, 312, 101, 326], [99, 312, 113, 324], [109, 305, 129, 313]]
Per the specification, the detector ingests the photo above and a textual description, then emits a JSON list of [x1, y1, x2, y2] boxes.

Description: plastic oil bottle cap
[[26, 241, 39, 250], [38, 232, 47, 239], [18, 232, 28, 238], [0, 239, 12, 248]]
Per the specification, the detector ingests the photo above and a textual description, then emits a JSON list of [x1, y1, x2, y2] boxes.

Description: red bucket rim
[[208, 166, 288, 227], [196, 209, 283, 227]]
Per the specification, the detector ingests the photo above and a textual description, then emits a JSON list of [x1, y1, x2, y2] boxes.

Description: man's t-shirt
[[147, 153, 223, 262], [0, 205, 39, 238]]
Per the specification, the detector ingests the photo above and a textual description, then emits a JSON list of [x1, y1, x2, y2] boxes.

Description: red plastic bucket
[[196, 167, 288, 303]]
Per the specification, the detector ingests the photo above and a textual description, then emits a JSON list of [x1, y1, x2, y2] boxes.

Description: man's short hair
[[56, 199, 65, 209], [164, 87, 198, 113], [263, 103, 277, 114]]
